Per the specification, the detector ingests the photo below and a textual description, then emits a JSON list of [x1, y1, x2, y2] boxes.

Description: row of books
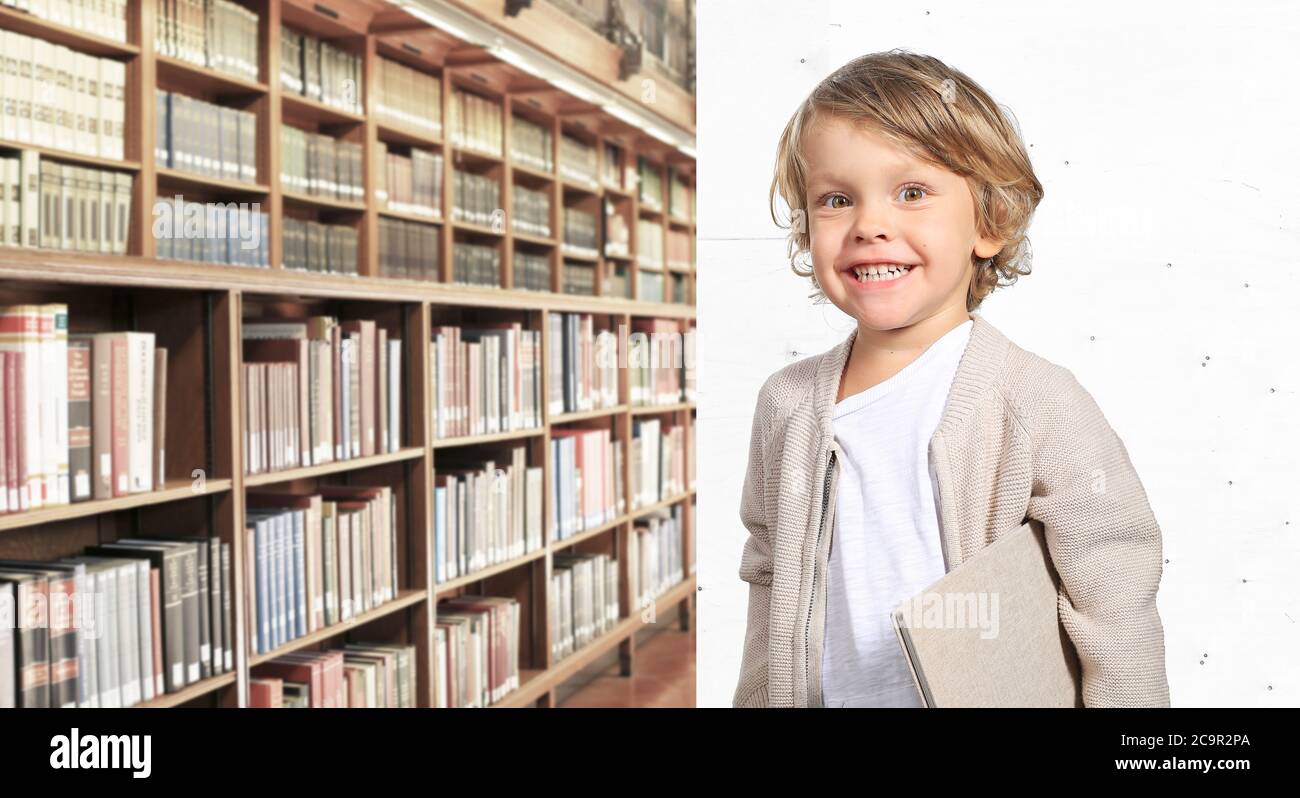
[[241, 317, 402, 475], [0, 154, 131, 255], [668, 227, 692, 271], [156, 200, 270, 268], [378, 216, 438, 281], [375, 56, 441, 137], [429, 322, 542, 440], [604, 198, 630, 257], [376, 143, 443, 218], [638, 157, 664, 210], [156, 0, 260, 83], [280, 127, 363, 202], [512, 250, 550, 292], [637, 218, 664, 269], [551, 428, 624, 542], [638, 268, 664, 303], [629, 320, 695, 406], [449, 88, 502, 158], [451, 241, 501, 288], [156, 90, 258, 184], [0, 535, 233, 708], [452, 171, 501, 228], [630, 417, 690, 511], [549, 552, 619, 662], [511, 183, 551, 238], [547, 313, 620, 416], [0, 29, 126, 159], [0, 309, 166, 514], [563, 206, 599, 258], [281, 218, 357, 275], [510, 114, 553, 173], [243, 487, 398, 656], [435, 595, 520, 707], [280, 26, 363, 115], [250, 643, 416, 707], [630, 505, 687, 610], [0, 0, 127, 42], [432, 445, 543, 584], [669, 168, 694, 220], [562, 260, 595, 296], [559, 133, 598, 187]]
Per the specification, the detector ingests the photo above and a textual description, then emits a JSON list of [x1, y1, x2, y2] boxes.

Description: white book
[[2, 158, 16, 248], [101, 58, 125, 160], [126, 331, 155, 493], [387, 338, 401, 453], [31, 38, 53, 145], [74, 52, 94, 155], [1, 33, 17, 141], [131, 559, 155, 702], [113, 559, 142, 706], [54, 45, 75, 153]]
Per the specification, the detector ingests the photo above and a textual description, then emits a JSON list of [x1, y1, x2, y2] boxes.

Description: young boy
[[733, 50, 1170, 708]]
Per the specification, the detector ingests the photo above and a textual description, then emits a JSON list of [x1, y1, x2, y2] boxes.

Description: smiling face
[[804, 114, 1004, 330]]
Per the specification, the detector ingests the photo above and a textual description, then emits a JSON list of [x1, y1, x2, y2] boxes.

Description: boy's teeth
[[853, 264, 912, 282]]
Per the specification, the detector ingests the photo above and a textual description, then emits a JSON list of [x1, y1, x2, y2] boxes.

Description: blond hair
[[770, 50, 1044, 310]]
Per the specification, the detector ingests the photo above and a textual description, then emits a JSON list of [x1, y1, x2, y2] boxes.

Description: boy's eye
[[898, 184, 928, 202], [818, 193, 850, 209]]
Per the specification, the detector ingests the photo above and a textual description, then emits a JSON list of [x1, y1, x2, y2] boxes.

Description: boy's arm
[[1025, 368, 1171, 708], [733, 383, 774, 708]]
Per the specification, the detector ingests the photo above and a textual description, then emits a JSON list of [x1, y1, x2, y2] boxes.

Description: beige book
[[891, 519, 1084, 708]]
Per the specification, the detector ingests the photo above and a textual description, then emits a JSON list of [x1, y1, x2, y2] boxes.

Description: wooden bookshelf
[[0, 0, 696, 709]]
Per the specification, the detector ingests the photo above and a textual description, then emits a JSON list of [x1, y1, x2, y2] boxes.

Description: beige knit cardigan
[[733, 313, 1171, 708]]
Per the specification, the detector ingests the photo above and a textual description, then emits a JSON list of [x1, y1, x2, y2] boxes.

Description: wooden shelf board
[[433, 548, 547, 595], [137, 671, 237, 708], [630, 400, 695, 416], [282, 190, 367, 212], [0, 479, 234, 533], [509, 162, 555, 182], [431, 426, 545, 450], [156, 54, 268, 95], [630, 489, 696, 520], [377, 207, 443, 225], [243, 447, 425, 487], [451, 220, 505, 238], [281, 91, 366, 126], [0, 246, 696, 318], [0, 5, 140, 57], [157, 167, 269, 196], [511, 231, 556, 247], [549, 404, 627, 424], [248, 589, 429, 667], [550, 515, 624, 550], [0, 138, 141, 171], [376, 120, 444, 149]]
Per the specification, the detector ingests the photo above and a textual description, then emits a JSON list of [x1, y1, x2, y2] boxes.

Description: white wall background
[[696, 0, 1300, 707]]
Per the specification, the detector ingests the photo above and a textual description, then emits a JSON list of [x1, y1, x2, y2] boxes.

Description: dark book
[[85, 543, 186, 692], [67, 336, 93, 502], [0, 572, 49, 707]]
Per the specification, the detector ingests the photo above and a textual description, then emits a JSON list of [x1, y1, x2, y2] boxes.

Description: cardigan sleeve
[[1024, 368, 1172, 708], [733, 378, 775, 708]]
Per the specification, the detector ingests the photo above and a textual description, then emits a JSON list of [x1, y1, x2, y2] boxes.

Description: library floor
[[556, 624, 697, 708]]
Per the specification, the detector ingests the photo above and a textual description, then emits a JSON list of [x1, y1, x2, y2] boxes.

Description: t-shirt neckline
[[833, 319, 973, 419]]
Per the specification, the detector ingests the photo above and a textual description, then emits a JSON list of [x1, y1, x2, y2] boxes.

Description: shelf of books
[[0, 0, 696, 709]]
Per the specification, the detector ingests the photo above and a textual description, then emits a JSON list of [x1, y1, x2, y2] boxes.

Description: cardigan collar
[[812, 312, 1012, 441]]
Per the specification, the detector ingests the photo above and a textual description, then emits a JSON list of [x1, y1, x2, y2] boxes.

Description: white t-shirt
[[822, 319, 973, 708]]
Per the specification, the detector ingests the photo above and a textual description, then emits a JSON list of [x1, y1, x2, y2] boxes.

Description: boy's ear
[[973, 233, 1006, 261]]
